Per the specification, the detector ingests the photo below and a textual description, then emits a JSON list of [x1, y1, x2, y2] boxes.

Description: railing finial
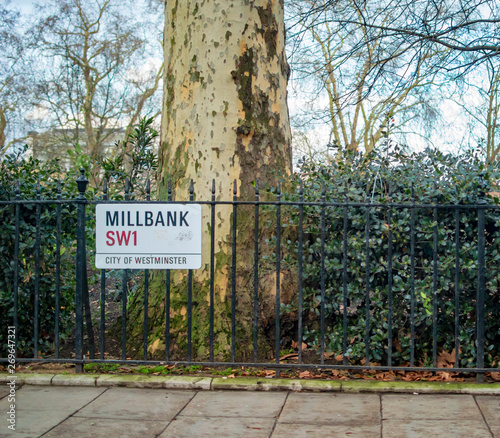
[[76, 168, 88, 199]]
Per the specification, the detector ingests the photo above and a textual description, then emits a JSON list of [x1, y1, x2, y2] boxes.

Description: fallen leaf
[[280, 353, 299, 361], [441, 372, 452, 381], [437, 350, 455, 368], [490, 372, 500, 381], [299, 371, 311, 379], [393, 339, 402, 352]]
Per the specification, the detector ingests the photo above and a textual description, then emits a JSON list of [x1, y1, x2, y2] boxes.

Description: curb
[[212, 377, 342, 392], [1, 373, 499, 395]]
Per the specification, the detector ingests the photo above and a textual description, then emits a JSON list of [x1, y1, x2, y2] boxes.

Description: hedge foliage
[[0, 151, 79, 357], [280, 146, 500, 367]]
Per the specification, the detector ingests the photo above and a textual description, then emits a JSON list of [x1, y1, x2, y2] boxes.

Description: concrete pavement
[[0, 377, 499, 437]]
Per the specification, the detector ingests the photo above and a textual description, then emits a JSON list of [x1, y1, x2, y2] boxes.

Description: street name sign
[[95, 204, 202, 269]]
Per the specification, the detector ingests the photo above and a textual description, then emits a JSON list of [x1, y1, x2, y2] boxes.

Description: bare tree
[[293, 0, 500, 69], [29, 0, 163, 184], [0, 1, 29, 154], [287, 0, 444, 155], [453, 61, 500, 161]]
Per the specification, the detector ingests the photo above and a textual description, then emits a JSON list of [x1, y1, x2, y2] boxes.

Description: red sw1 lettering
[[106, 231, 137, 246]]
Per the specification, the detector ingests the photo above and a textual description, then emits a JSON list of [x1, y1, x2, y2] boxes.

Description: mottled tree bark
[[127, 0, 292, 361], [159, 0, 291, 196]]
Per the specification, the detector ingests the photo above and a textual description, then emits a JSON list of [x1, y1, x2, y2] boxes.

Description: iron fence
[[1, 169, 500, 382]]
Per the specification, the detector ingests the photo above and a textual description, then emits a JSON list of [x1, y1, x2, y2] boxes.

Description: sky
[[14, 0, 34, 14], [6, 0, 491, 158]]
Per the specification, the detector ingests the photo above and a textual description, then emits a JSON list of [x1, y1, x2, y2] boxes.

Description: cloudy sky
[[8, 0, 482, 155], [14, 0, 34, 14]]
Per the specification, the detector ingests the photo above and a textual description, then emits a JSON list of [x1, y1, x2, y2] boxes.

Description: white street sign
[[95, 204, 202, 269]]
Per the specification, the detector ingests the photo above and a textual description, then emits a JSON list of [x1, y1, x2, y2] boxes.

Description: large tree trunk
[[126, 0, 292, 361]]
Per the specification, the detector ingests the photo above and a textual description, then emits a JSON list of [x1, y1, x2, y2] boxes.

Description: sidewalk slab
[[272, 422, 382, 438], [475, 396, 500, 427], [279, 392, 380, 425], [159, 416, 275, 438], [1, 409, 72, 438], [381, 394, 482, 421], [382, 420, 492, 437], [0, 386, 106, 437], [74, 387, 193, 421], [43, 417, 170, 438], [179, 391, 287, 418], [0, 385, 105, 413]]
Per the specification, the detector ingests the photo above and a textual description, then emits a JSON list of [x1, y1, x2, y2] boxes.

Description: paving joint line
[[473, 394, 496, 438], [269, 391, 290, 437], [39, 385, 109, 437]]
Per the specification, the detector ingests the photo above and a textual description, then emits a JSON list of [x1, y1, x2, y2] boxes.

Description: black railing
[[1, 169, 499, 382]]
